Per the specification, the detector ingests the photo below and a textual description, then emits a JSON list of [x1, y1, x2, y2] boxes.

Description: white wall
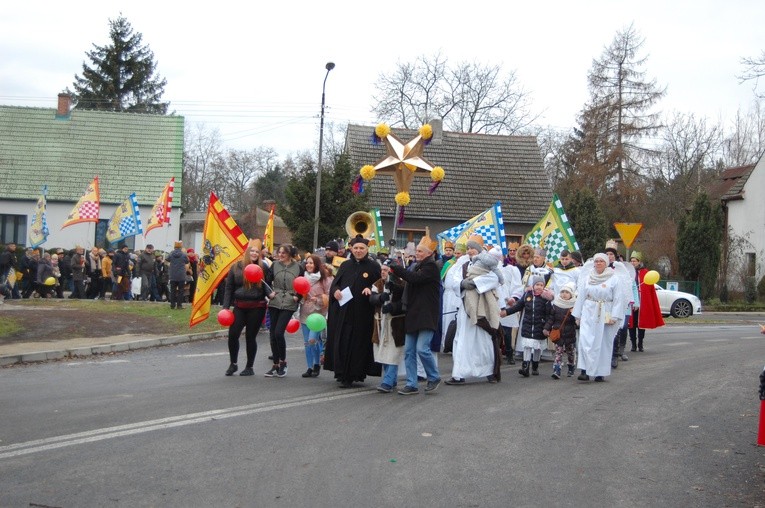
[[0, 200, 181, 251], [725, 157, 765, 289]]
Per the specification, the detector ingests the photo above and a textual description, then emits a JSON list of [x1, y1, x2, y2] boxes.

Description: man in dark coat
[[112, 245, 132, 300], [388, 229, 442, 395], [324, 235, 381, 388]]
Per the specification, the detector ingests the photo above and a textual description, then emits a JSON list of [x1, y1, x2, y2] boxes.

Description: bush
[[744, 277, 758, 304], [719, 284, 729, 303], [758, 275, 765, 300]]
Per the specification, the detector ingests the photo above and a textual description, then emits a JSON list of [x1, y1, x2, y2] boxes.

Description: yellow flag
[[264, 205, 275, 253], [190, 193, 249, 327], [62, 177, 100, 229]]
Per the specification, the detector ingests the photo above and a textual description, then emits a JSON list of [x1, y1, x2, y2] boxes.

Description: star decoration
[[373, 131, 435, 197]]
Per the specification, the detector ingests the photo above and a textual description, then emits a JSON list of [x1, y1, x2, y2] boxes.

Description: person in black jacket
[[222, 240, 270, 377], [543, 281, 578, 379], [505, 275, 551, 377], [387, 230, 442, 395]]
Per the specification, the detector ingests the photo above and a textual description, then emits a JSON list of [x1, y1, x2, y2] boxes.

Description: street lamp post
[[312, 61, 335, 252]]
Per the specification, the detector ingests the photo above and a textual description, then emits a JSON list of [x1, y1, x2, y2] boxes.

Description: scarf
[[588, 266, 614, 285], [305, 271, 321, 285], [553, 294, 576, 309]]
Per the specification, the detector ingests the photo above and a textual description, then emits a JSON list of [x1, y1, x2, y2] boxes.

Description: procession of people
[[1, 232, 666, 392]]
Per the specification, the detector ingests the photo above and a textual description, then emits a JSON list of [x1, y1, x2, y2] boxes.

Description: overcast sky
[[2, 1, 763, 159]]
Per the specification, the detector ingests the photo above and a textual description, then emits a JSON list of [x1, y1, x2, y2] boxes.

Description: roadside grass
[[0, 298, 225, 336]]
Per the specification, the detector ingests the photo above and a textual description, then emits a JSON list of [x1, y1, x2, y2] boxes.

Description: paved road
[[1, 324, 763, 507]]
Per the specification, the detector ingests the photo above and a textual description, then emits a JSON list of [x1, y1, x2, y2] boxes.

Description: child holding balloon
[[221, 239, 269, 377], [298, 254, 332, 378]]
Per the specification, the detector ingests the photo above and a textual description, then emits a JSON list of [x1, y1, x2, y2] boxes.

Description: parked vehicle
[[654, 285, 702, 318]]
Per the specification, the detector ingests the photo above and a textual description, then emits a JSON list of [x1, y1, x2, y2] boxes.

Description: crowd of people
[[0, 241, 199, 305], [1, 233, 664, 391]]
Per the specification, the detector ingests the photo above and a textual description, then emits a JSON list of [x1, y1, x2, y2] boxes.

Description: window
[[392, 229, 425, 252], [746, 252, 756, 277], [0, 214, 27, 246]]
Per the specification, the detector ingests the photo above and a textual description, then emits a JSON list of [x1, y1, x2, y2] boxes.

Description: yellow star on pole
[[359, 123, 445, 207]]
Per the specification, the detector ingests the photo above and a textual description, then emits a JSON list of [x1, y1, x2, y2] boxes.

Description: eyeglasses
[[508, 250, 517, 253]]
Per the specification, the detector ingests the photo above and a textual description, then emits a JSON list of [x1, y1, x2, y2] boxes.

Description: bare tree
[[721, 101, 765, 167], [738, 49, 765, 98], [656, 112, 722, 187], [182, 123, 225, 211], [372, 53, 536, 133]]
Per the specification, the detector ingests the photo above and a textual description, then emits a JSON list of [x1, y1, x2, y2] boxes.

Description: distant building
[[0, 94, 184, 251], [344, 120, 552, 249], [708, 159, 765, 290]]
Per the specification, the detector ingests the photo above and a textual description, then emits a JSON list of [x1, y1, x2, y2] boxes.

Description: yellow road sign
[[613, 223, 643, 248]]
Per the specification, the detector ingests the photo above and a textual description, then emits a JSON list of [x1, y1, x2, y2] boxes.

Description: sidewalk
[[0, 330, 227, 367]]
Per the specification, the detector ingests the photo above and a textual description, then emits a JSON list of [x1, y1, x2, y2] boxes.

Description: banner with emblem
[[144, 177, 174, 237], [190, 192, 249, 327], [263, 204, 275, 254], [62, 177, 100, 229], [106, 193, 143, 244], [437, 201, 508, 254], [28, 185, 50, 248], [524, 194, 579, 263]]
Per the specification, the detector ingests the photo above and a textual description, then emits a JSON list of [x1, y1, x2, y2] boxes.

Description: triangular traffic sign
[[614, 222, 643, 249]]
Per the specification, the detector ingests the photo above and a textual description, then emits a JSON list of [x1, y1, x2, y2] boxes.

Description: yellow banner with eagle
[[190, 193, 249, 327]]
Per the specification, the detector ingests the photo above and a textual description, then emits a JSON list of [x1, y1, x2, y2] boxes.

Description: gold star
[[373, 132, 435, 195]]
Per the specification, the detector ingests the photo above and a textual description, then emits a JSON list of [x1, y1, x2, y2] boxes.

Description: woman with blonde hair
[[221, 239, 270, 377]]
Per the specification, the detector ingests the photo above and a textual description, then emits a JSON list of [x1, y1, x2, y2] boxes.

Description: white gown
[[447, 258, 500, 380], [572, 270, 626, 377]]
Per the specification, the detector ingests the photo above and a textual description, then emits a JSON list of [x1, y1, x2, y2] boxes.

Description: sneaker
[[567, 365, 575, 377], [397, 385, 419, 395], [425, 379, 442, 392], [276, 363, 287, 378], [611, 357, 618, 369], [239, 367, 254, 376], [311, 364, 321, 377], [225, 363, 238, 376], [264, 365, 278, 377], [376, 383, 393, 393], [551, 366, 561, 380], [301, 368, 314, 378], [444, 377, 466, 385], [621, 354, 629, 361]]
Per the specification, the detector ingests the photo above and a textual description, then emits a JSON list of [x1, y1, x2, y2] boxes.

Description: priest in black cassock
[[324, 235, 382, 387]]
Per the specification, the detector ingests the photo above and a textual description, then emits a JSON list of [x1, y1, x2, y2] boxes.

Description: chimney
[[430, 118, 443, 144], [55, 93, 72, 119]]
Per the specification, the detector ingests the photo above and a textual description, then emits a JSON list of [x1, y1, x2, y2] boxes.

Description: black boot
[[519, 361, 530, 377], [630, 337, 637, 352], [638, 337, 644, 352], [531, 361, 539, 375], [577, 369, 589, 381]]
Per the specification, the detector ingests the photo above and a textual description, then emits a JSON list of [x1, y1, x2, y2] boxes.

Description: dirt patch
[[0, 305, 178, 344]]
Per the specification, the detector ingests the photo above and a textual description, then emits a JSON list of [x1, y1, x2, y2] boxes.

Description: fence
[[657, 280, 700, 297]]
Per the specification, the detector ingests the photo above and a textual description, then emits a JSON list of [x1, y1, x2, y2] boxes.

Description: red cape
[[631, 268, 665, 329]]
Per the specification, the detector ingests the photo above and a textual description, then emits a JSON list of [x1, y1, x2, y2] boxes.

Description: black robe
[[324, 255, 382, 382]]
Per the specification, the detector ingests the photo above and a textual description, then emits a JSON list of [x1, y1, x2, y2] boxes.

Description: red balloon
[[244, 263, 264, 283], [293, 276, 311, 295], [286, 318, 301, 333], [217, 309, 235, 327]]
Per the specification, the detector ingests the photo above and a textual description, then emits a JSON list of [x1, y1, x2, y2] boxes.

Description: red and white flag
[[144, 178, 174, 237]]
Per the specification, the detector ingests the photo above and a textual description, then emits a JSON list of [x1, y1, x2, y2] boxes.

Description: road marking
[[0, 389, 373, 460], [178, 346, 304, 358], [67, 360, 130, 366]]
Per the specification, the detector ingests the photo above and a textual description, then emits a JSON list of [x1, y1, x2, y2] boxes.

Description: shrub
[[758, 275, 765, 301], [719, 284, 729, 303], [744, 277, 757, 304]]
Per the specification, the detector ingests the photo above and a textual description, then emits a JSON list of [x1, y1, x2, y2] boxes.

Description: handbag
[[549, 308, 572, 343]]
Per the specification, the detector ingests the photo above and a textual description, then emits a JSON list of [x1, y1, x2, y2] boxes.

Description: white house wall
[[725, 156, 765, 289], [0, 200, 181, 252]]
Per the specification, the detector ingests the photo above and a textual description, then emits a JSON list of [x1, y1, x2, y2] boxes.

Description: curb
[[0, 330, 227, 367]]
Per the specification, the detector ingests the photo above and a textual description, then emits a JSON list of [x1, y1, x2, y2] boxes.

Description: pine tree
[[72, 15, 168, 114], [282, 153, 367, 251], [567, 188, 608, 260], [676, 193, 724, 299]]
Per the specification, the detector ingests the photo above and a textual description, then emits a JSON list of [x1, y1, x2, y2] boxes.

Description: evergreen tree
[[281, 153, 367, 251], [71, 15, 168, 114], [676, 192, 724, 299], [567, 188, 608, 260]]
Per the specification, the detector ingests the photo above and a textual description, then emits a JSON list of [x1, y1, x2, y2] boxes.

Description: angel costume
[[572, 253, 626, 378], [447, 251, 502, 381]]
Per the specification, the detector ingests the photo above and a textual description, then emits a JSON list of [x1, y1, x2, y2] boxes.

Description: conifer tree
[[567, 188, 608, 260], [676, 192, 724, 299], [72, 15, 168, 114]]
